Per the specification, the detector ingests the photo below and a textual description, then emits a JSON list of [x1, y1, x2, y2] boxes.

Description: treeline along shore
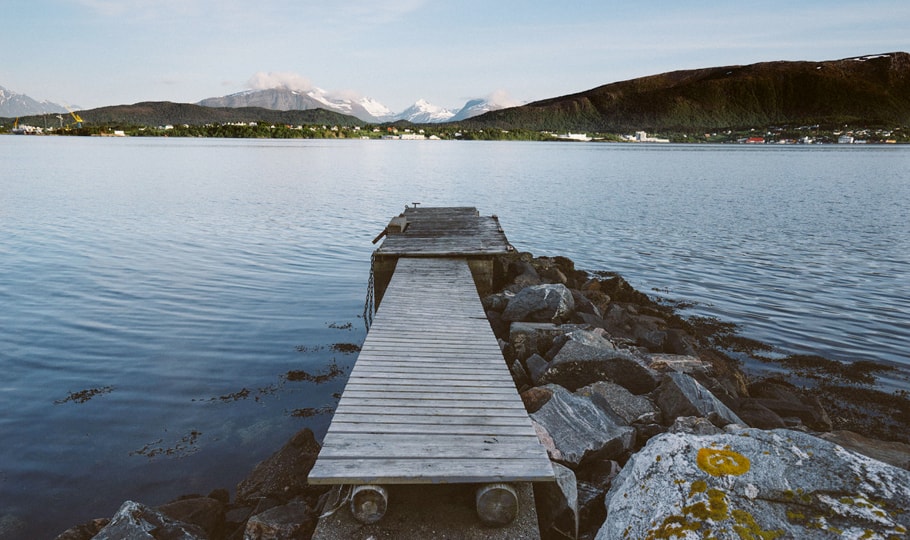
[[55, 251, 910, 539]]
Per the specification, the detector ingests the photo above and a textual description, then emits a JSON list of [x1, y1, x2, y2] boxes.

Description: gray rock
[[647, 353, 712, 376], [92, 501, 206, 540], [631, 314, 668, 350], [508, 358, 530, 388], [539, 265, 568, 285], [656, 372, 745, 427], [524, 353, 549, 384], [244, 498, 316, 540], [502, 284, 575, 323], [530, 384, 635, 467], [510, 260, 542, 288], [481, 291, 513, 312], [668, 415, 724, 435], [538, 329, 659, 393], [533, 462, 578, 540], [666, 328, 699, 356], [508, 322, 576, 361], [575, 380, 659, 425], [570, 289, 601, 317], [597, 429, 910, 539]]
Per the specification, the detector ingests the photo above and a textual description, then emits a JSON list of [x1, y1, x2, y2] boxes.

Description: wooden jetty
[[308, 206, 554, 529]]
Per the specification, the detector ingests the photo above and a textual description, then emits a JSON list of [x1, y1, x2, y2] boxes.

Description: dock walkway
[[308, 207, 553, 530], [308, 257, 553, 485]]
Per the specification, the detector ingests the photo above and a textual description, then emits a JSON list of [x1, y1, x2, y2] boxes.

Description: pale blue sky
[[3, 0, 909, 113]]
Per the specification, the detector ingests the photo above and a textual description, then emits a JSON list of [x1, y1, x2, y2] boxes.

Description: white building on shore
[[631, 131, 670, 143]]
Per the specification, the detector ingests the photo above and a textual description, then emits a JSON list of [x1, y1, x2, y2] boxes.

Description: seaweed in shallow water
[[288, 406, 334, 418], [771, 354, 895, 384], [284, 363, 345, 384], [54, 386, 114, 404], [130, 430, 202, 459], [331, 342, 361, 354]]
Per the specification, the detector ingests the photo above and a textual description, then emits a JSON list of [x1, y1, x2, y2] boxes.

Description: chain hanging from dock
[[363, 252, 376, 330]]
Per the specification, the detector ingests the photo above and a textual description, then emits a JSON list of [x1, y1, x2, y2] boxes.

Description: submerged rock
[[597, 429, 910, 539]]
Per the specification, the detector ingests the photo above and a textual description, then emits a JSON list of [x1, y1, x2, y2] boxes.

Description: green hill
[[3, 101, 363, 128], [463, 52, 910, 132]]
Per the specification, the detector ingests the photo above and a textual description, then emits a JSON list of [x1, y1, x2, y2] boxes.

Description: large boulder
[[530, 384, 635, 468], [597, 429, 910, 539], [575, 380, 659, 425], [501, 284, 575, 323], [91, 501, 206, 540], [655, 372, 745, 427], [238, 428, 325, 504], [244, 498, 317, 540], [535, 329, 659, 393]]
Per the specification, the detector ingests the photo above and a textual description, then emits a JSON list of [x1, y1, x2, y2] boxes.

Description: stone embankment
[[56, 252, 910, 539]]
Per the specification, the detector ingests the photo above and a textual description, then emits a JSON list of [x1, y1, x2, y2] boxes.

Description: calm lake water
[[1, 137, 908, 538]]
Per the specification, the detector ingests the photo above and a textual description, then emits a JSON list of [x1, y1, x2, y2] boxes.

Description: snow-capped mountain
[[198, 86, 512, 123], [198, 87, 394, 123], [396, 99, 455, 123], [450, 98, 503, 121], [0, 85, 68, 117]]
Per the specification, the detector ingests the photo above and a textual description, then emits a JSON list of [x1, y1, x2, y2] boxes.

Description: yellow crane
[[64, 105, 84, 128]]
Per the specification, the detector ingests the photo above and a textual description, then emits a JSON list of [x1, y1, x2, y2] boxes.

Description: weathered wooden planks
[[375, 206, 511, 256], [308, 257, 554, 485]]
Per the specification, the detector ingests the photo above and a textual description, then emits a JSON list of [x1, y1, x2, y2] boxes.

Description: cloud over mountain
[[248, 72, 314, 93]]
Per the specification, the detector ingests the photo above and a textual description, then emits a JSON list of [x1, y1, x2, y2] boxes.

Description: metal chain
[[363, 252, 375, 330]]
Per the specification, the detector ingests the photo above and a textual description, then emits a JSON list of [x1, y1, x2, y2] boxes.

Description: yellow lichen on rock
[[690, 480, 708, 496], [731, 509, 784, 539], [697, 447, 751, 476]]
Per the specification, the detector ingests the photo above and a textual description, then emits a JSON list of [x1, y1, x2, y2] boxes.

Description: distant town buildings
[[620, 131, 670, 143]]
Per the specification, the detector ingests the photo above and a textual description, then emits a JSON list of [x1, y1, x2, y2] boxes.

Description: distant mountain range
[[197, 87, 505, 123], [5, 52, 909, 131], [466, 52, 910, 131], [0, 85, 69, 116]]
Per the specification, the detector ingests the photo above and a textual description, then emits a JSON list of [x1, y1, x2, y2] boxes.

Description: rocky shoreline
[[55, 251, 910, 539]]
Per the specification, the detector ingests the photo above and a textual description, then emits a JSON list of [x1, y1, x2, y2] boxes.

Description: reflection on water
[[1, 137, 908, 538]]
